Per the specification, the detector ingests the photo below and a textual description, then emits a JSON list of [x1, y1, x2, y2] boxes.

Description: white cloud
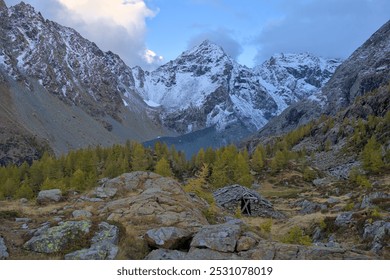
[[143, 49, 164, 65], [254, 0, 390, 64]]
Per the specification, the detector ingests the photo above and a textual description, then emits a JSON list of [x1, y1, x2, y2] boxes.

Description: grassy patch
[[0, 210, 20, 219]]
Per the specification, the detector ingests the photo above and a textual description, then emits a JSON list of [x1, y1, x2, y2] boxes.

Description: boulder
[[145, 227, 192, 249], [65, 222, 119, 260], [37, 189, 62, 204], [295, 199, 327, 214], [190, 223, 241, 253], [334, 212, 354, 227], [23, 220, 92, 253], [0, 237, 9, 260]]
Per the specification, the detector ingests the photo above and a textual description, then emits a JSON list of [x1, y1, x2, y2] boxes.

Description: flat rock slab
[[190, 223, 241, 253]]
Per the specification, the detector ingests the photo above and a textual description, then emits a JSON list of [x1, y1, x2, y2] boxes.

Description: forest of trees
[[0, 108, 389, 201]]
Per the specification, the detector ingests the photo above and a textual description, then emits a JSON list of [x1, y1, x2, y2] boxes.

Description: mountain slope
[[0, 2, 167, 162]]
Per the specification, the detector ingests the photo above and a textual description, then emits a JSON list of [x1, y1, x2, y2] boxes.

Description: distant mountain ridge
[[252, 19, 390, 139], [1, 1, 342, 163], [135, 41, 342, 135]]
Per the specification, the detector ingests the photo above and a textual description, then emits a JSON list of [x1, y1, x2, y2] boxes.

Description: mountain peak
[[184, 40, 228, 60]]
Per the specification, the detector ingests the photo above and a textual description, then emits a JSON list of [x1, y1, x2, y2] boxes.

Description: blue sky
[[4, 0, 390, 68]]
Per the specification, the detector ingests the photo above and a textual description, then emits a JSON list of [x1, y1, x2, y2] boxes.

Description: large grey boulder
[[65, 222, 119, 260], [23, 220, 92, 253], [37, 189, 62, 204], [0, 237, 9, 260], [334, 212, 354, 227], [145, 227, 192, 250], [190, 223, 241, 253]]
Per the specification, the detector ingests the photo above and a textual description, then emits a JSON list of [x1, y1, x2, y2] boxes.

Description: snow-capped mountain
[[255, 53, 342, 111], [135, 41, 342, 134], [0, 2, 165, 162], [0, 2, 149, 122], [0, 1, 343, 162]]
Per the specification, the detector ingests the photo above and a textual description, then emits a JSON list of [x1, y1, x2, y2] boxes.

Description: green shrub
[[281, 226, 311, 245]]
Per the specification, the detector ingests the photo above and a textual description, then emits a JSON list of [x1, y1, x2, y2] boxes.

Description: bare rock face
[[99, 172, 209, 232]]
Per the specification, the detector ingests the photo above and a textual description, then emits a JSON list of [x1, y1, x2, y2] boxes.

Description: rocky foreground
[[0, 171, 388, 260]]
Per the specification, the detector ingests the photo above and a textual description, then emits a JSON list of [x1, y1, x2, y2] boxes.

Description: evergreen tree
[[251, 145, 265, 173], [131, 143, 149, 171], [233, 153, 252, 187], [362, 136, 384, 173], [204, 147, 216, 165], [15, 182, 34, 200], [70, 169, 86, 192], [195, 148, 205, 169], [154, 157, 172, 177]]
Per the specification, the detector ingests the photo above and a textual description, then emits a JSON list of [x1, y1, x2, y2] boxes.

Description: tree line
[[1, 108, 389, 200]]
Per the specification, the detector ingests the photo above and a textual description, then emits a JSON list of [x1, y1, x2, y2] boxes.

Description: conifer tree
[[154, 157, 172, 177], [15, 182, 34, 199], [70, 169, 86, 192], [251, 145, 265, 173], [204, 147, 216, 165], [195, 148, 205, 169], [131, 143, 149, 171], [362, 136, 384, 173], [234, 153, 252, 187]]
